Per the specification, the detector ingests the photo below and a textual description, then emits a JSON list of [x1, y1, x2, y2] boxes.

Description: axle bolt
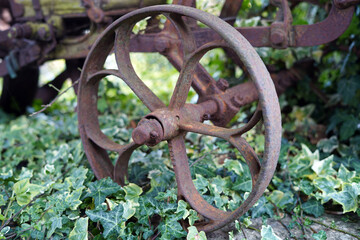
[[271, 29, 285, 46], [216, 78, 229, 91], [150, 131, 159, 139], [132, 118, 163, 146], [232, 95, 243, 108]]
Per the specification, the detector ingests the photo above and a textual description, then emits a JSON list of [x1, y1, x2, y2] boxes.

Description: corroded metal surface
[[1, 0, 358, 114], [77, 5, 282, 232]]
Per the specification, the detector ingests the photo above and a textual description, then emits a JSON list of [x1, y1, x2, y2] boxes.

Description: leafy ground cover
[[0, 1, 360, 240]]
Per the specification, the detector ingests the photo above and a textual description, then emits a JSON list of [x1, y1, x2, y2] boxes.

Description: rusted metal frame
[[0, 40, 41, 78], [198, 58, 316, 127], [152, 2, 219, 99], [269, 0, 293, 48], [157, 5, 281, 231], [78, 5, 281, 233], [83, 0, 106, 23], [220, 0, 244, 25], [32, 0, 44, 21], [114, 22, 166, 112], [8, 0, 25, 19], [165, 13, 197, 110], [129, 1, 356, 51]]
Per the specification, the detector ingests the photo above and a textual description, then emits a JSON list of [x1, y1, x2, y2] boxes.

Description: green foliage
[[312, 230, 327, 240], [302, 198, 324, 218], [1, 2, 360, 240], [69, 217, 88, 240], [86, 204, 125, 238], [187, 226, 207, 240], [260, 225, 282, 240], [84, 177, 121, 207]]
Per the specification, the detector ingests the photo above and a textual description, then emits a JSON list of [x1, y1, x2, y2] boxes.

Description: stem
[[309, 218, 360, 240], [0, 192, 45, 231], [5, 207, 51, 239], [247, 226, 261, 233], [239, 224, 247, 239], [278, 219, 298, 240], [1, 191, 14, 228], [29, 79, 79, 117]]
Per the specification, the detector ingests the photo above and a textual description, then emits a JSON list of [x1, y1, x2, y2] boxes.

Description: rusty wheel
[[78, 5, 281, 232]]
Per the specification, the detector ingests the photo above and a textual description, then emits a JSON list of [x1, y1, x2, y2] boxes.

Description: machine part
[[129, 0, 358, 51], [83, 0, 105, 23], [77, 5, 281, 232]]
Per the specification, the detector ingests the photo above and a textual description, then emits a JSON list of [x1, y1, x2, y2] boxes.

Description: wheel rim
[[78, 5, 281, 232]]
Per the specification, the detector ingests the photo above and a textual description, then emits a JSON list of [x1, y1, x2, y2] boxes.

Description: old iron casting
[[77, 4, 282, 232], [0, 0, 358, 113]]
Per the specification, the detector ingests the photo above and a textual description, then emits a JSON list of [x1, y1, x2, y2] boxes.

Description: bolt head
[[216, 78, 229, 91], [150, 131, 159, 139], [232, 95, 243, 107], [271, 30, 285, 45]]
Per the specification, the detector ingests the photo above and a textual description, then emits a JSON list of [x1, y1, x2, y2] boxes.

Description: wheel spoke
[[179, 120, 261, 182], [114, 25, 165, 111], [179, 120, 237, 140], [169, 40, 228, 109], [169, 135, 230, 221], [82, 69, 138, 152], [165, 13, 196, 109], [113, 142, 140, 185], [234, 105, 262, 136]]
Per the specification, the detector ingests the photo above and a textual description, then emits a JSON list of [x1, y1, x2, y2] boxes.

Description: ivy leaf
[[317, 136, 338, 153], [85, 177, 120, 207], [302, 198, 324, 217], [0, 195, 6, 207], [69, 217, 88, 240], [193, 174, 209, 195], [243, 217, 252, 228], [158, 215, 186, 239], [339, 116, 359, 141], [13, 178, 45, 206], [175, 200, 190, 220], [224, 159, 244, 176], [251, 197, 274, 218], [65, 167, 88, 190], [267, 190, 294, 209], [121, 201, 136, 220], [124, 183, 143, 202], [186, 226, 207, 240], [47, 216, 62, 238], [288, 144, 317, 178], [311, 155, 336, 177], [330, 183, 360, 212], [188, 209, 199, 226], [299, 179, 315, 195], [337, 164, 356, 182], [312, 230, 327, 240], [86, 204, 124, 238], [232, 178, 252, 192], [337, 77, 360, 106], [66, 187, 84, 210], [261, 225, 282, 240], [313, 176, 341, 203]]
